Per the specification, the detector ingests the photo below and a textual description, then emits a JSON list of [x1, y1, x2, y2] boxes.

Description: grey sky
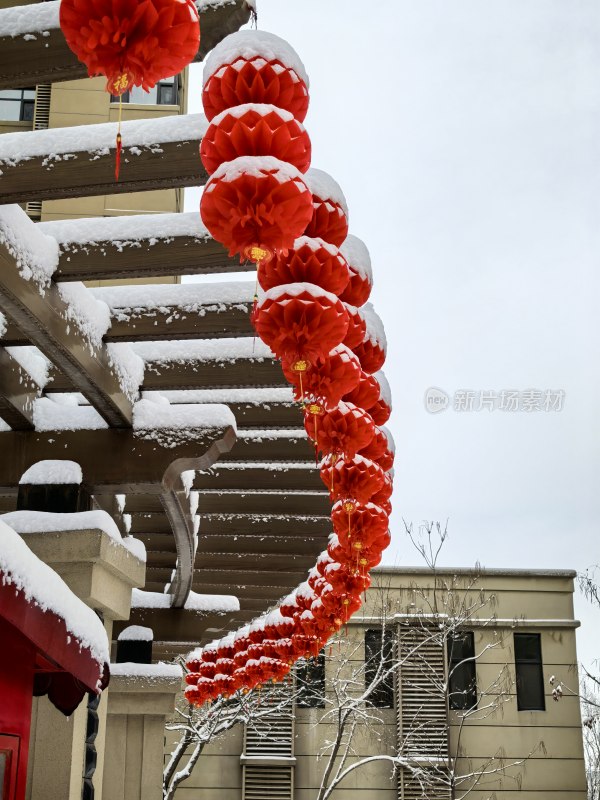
[[186, 1, 600, 667]]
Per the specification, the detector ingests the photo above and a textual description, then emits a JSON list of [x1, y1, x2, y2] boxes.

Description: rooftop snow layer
[[132, 399, 236, 432], [132, 337, 273, 363], [131, 588, 239, 613], [91, 281, 256, 313], [118, 625, 153, 642]]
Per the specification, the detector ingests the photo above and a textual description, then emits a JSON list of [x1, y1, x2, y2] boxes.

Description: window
[[365, 628, 395, 708], [514, 633, 545, 711], [0, 88, 35, 121], [111, 76, 179, 106], [448, 631, 477, 710], [296, 651, 325, 708]]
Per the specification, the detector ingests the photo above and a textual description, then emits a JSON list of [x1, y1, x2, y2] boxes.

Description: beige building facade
[[170, 567, 588, 800]]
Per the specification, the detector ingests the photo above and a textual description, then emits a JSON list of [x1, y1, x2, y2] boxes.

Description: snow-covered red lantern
[[282, 344, 361, 408], [324, 562, 371, 595], [359, 427, 395, 472], [202, 30, 310, 122], [303, 169, 349, 247], [253, 283, 349, 378], [369, 371, 392, 424], [316, 551, 335, 577], [331, 501, 389, 542], [342, 303, 367, 350], [263, 609, 295, 640], [200, 104, 311, 175], [304, 401, 375, 460], [353, 304, 387, 374], [60, 0, 200, 179], [200, 156, 313, 266], [343, 370, 380, 411], [320, 454, 386, 506], [258, 237, 350, 296], [339, 235, 373, 307]]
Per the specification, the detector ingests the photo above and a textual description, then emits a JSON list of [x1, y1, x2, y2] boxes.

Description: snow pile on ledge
[[0, 205, 58, 286], [20, 459, 82, 485], [133, 399, 235, 432], [132, 588, 239, 613], [6, 346, 50, 389], [122, 536, 146, 562], [0, 520, 109, 665], [0, 0, 59, 38], [133, 338, 273, 363], [118, 625, 153, 641], [33, 398, 108, 432], [0, 113, 208, 165], [107, 343, 145, 403], [340, 234, 372, 284], [305, 169, 349, 217], [144, 386, 294, 405], [39, 212, 211, 250], [1, 509, 122, 541], [92, 281, 256, 316], [203, 29, 309, 88], [110, 662, 182, 680], [57, 282, 111, 349]]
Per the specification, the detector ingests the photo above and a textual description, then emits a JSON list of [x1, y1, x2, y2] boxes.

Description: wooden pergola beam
[[0, 1, 253, 90], [198, 514, 331, 538], [0, 348, 39, 430], [0, 236, 132, 427], [199, 492, 331, 516], [193, 466, 324, 492], [112, 608, 240, 645]]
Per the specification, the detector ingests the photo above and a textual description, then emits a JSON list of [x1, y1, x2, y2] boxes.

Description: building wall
[[166, 568, 588, 800]]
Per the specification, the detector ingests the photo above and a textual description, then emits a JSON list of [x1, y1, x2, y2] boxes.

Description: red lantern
[[331, 501, 389, 542], [196, 661, 219, 680], [201, 156, 313, 263], [342, 303, 367, 350], [320, 454, 386, 505], [60, 0, 200, 95], [258, 237, 350, 296], [359, 427, 395, 472], [339, 235, 373, 307], [370, 371, 392, 424], [303, 169, 349, 247], [263, 610, 295, 640], [353, 304, 387, 374], [316, 552, 335, 577], [253, 284, 349, 371], [304, 401, 375, 460], [344, 370, 380, 410], [201, 642, 219, 663], [213, 672, 236, 696], [282, 344, 361, 408], [201, 104, 311, 175], [295, 582, 316, 611], [202, 30, 310, 122], [324, 563, 371, 595], [280, 592, 299, 618]]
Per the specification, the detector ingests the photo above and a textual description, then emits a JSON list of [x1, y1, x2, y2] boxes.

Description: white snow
[[305, 169, 349, 218], [131, 588, 239, 612], [91, 281, 256, 315], [39, 212, 211, 251], [381, 426, 396, 453], [144, 387, 294, 404], [209, 102, 296, 127], [122, 536, 147, 562], [0, 520, 109, 666], [340, 234, 373, 284], [33, 398, 108, 431], [118, 625, 153, 642], [0, 1, 58, 37], [133, 399, 235, 432], [238, 428, 307, 440], [6, 346, 50, 389], [359, 303, 387, 351], [19, 459, 82, 485], [110, 662, 182, 680], [203, 29, 310, 89], [1, 509, 122, 542], [106, 343, 145, 403], [57, 282, 111, 349], [257, 282, 340, 308], [291, 235, 340, 257], [0, 114, 208, 165], [374, 371, 392, 406], [206, 155, 308, 190], [133, 337, 273, 363], [0, 205, 58, 286]]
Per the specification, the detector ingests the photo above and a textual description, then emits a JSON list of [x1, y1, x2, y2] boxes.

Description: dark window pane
[[296, 652, 325, 708], [448, 632, 477, 710], [158, 83, 176, 105], [365, 628, 395, 708], [22, 101, 35, 121], [514, 633, 545, 711]]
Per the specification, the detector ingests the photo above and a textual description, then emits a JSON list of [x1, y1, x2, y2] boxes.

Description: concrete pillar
[[103, 668, 182, 800], [22, 528, 145, 800]]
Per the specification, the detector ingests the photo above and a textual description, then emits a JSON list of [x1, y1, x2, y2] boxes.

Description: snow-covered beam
[[0, 114, 207, 205], [0, 348, 39, 430], [0, 0, 253, 90], [112, 607, 240, 646], [198, 513, 331, 538], [193, 464, 324, 492], [0, 212, 133, 427], [38, 214, 243, 282], [200, 491, 331, 516]]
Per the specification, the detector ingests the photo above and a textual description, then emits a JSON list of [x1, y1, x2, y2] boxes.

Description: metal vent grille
[[243, 690, 294, 757], [243, 765, 293, 800], [397, 624, 451, 800], [26, 84, 51, 220]]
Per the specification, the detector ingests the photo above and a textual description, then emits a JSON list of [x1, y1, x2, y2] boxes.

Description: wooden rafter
[[0, 1, 253, 91], [0, 348, 39, 430]]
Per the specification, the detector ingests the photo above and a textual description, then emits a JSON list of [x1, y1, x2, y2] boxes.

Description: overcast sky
[[186, 1, 600, 667]]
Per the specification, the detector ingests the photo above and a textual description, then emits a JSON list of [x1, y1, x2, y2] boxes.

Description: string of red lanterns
[[186, 29, 394, 707]]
